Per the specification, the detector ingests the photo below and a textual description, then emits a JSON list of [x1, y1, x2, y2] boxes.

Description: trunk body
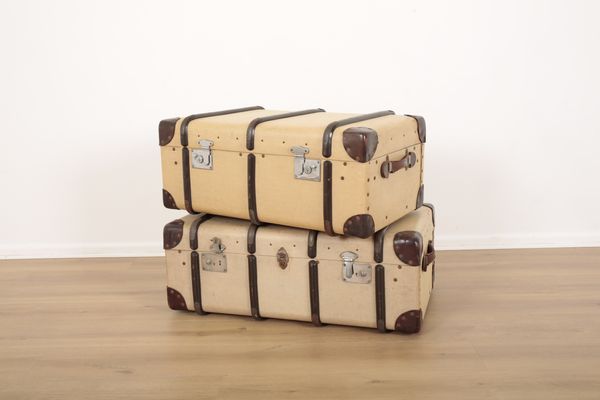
[[160, 107, 425, 238], [164, 205, 435, 333]]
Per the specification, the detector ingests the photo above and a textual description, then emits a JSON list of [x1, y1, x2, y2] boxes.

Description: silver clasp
[[340, 251, 372, 284], [290, 146, 320, 181], [192, 139, 214, 170], [209, 237, 226, 253]]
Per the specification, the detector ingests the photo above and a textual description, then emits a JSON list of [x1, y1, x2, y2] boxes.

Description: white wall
[[1, 0, 599, 259]]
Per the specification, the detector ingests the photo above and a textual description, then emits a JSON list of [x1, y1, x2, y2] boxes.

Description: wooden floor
[[1, 248, 599, 399]]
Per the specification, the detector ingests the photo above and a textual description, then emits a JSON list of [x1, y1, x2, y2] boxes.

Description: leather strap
[[191, 251, 207, 315], [380, 152, 417, 178], [375, 265, 386, 332], [422, 241, 436, 272], [309, 260, 323, 326]]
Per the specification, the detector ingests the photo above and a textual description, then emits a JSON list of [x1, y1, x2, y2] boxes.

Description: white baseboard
[[435, 232, 600, 250], [1, 234, 598, 260], [0, 242, 164, 260]]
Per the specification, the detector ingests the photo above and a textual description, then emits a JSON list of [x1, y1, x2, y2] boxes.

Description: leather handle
[[422, 241, 435, 272], [380, 151, 417, 178]]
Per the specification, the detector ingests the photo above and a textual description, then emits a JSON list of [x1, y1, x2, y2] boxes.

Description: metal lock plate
[[290, 146, 320, 181], [201, 253, 227, 272], [191, 139, 214, 170], [340, 251, 372, 284], [201, 237, 227, 272], [276, 247, 289, 269]]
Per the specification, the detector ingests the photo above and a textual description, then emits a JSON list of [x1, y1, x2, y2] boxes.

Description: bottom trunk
[[164, 205, 435, 333]]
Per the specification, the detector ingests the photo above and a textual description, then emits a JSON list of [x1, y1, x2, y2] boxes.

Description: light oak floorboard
[[1, 248, 599, 400]]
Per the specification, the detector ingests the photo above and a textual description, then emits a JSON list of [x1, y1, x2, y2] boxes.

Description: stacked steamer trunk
[[159, 107, 436, 334]]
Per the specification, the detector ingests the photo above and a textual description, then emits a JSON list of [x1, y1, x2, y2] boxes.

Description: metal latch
[[290, 146, 320, 181], [202, 237, 227, 272], [191, 139, 214, 170], [340, 251, 372, 284]]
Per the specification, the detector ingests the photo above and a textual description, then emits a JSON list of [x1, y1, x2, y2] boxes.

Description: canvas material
[[160, 109, 424, 234], [165, 206, 434, 330]]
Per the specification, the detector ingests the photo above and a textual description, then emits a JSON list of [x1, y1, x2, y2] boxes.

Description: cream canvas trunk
[[159, 106, 425, 238], [164, 205, 435, 333]]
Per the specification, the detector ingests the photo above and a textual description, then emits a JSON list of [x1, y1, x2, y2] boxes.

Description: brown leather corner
[[394, 309, 422, 334], [423, 203, 435, 226], [162, 189, 177, 209], [167, 287, 187, 311], [163, 219, 184, 250], [343, 214, 375, 239], [322, 110, 395, 158], [393, 231, 423, 266], [416, 185, 424, 209], [405, 114, 426, 143], [342, 127, 379, 163], [159, 118, 178, 146]]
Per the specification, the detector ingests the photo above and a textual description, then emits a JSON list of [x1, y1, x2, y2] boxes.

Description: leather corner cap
[[162, 189, 177, 209], [394, 309, 422, 334], [159, 118, 178, 146], [405, 115, 426, 143], [393, 231, 423, 266], [167, 287, 187, 311], [163, 219, 184, 250], [342, 127, 379, 163], [343, 214, 375, 238]]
